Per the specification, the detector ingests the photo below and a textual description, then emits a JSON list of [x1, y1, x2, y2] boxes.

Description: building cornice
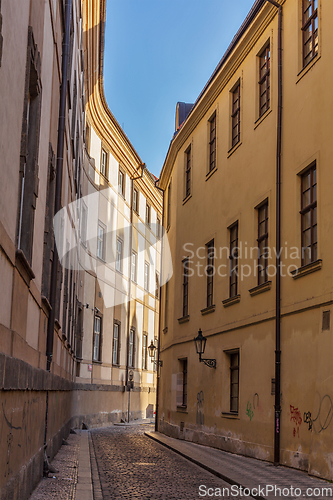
[[159, 0, 283, 189], [82, 0, 162, 211]]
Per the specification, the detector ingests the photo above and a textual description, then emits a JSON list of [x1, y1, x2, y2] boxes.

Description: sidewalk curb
[[145, 431, 265, 500], [88, 432, 103, 500]]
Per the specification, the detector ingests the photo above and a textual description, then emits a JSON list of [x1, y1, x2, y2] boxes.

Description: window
[[144, 262, 150, 291], [101, 148, 108, 177], [206, 240, 214, 308], [231, 83, 241, 148], [131, 251, 137, 282], [119, 169, 125, 197], [97, 221, 105, 260], [93, 315, 102, 362], [129, 328, 135, 368], [85, 124, 90, 155], [17, 27, 42, 265], [208, 114, 216, 172], [156, 218, 161, 238], [112, 322, 120, 365], [146, 203, 151, 227], [142, 333, 148, 370], [302, 0, 318, 68], [133, 188, 139, 213], [182, 258, 189, 317], [259, 44, 270, 117], [116, 238, 123, 272], [176, 359, 188, 408], [167, 181, 171, 229], [185, 145, 191, 197], [257, 201, 269, 285], [229, 223, 238, 297], [301, 164, 317, 265], [81, 200, 88, 246], [155, 272, 160, 299], [229, 351, 239, 413]]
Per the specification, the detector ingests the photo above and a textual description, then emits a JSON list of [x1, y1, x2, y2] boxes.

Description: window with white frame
[[93, 315, 102, 361], [97, 221, 105, 260], [146, 203, 151, 227], [131, 251, 137, 282], [112, 321, 120, 365], [144, 262, 149, 291], [119, 169, 125, 197], [101, 148, 108, 177], [116, 238, 123, 272], [133, 188, 139, 213], [129, 328, 135, 368], [142, 333, 148, 370]]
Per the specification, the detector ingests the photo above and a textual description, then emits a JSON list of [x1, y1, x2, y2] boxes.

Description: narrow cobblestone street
[[91, 423, 242, 500], [30, 422, 332, 500]]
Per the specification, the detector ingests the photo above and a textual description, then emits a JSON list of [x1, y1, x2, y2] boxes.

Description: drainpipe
[[43, 0, 72, 474], [46, 0, 73, 371], [125, 163, 145, 421], [154, 178, 165, 432], [266, 0, 282, 465]]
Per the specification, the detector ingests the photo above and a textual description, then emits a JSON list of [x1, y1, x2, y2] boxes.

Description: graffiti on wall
[[304, 411, 312, 431], [196, 391, 204, 425], [290, 405, 302, 438], [246, 401, 254, 421], [305, 394, 333, 434]]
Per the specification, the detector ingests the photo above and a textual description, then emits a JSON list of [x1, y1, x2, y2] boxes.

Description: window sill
[[178, 315, 190, 324], [221, 412, 240, 419], [291, 259, 322, 280], [222, 295, 241, 307], [183, 194, 192, 205], [296, 53, 320, 84], [249, 281, 272, 297], [163, 327, 168, 334], [205, 167, 217, 181], [201, 305, 215, 315], [227, 141, 242, 158], [177, 406, 188, 413], [15, 249, 35, 285], [93, 360, 103, 364], [254, 108, 272, 130]]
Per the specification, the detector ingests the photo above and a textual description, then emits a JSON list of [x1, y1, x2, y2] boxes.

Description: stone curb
[[144, 431, 266, 499]]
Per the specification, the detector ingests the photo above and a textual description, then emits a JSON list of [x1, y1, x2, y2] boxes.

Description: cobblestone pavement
[[91, 423, 248, 500], [29, 433, 79, 500]]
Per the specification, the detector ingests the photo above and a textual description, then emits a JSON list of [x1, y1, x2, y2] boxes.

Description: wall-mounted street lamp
[[148, 341, 163, 367], [194, 328, 216, 368]]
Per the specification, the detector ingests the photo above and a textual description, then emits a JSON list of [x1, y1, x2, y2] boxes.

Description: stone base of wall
[[0, 353, 156, 500], [158, 419, 273, 464]]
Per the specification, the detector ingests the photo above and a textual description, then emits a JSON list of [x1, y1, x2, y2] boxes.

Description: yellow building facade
[[158, 0, 333, 480]]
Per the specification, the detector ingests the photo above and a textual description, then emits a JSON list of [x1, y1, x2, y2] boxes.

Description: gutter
[[266, 0, 282, 466]]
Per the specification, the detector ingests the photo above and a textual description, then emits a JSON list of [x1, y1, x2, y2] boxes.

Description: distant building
[[158, 0, 333, 481], [79, 0, 162, 419]]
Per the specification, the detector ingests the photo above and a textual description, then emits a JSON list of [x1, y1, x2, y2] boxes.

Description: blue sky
[[103, 0, 255, 177]]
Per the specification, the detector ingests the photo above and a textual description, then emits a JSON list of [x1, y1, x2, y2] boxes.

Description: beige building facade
[[158, 0, 333, 481], [0, 0, 161, 498]]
